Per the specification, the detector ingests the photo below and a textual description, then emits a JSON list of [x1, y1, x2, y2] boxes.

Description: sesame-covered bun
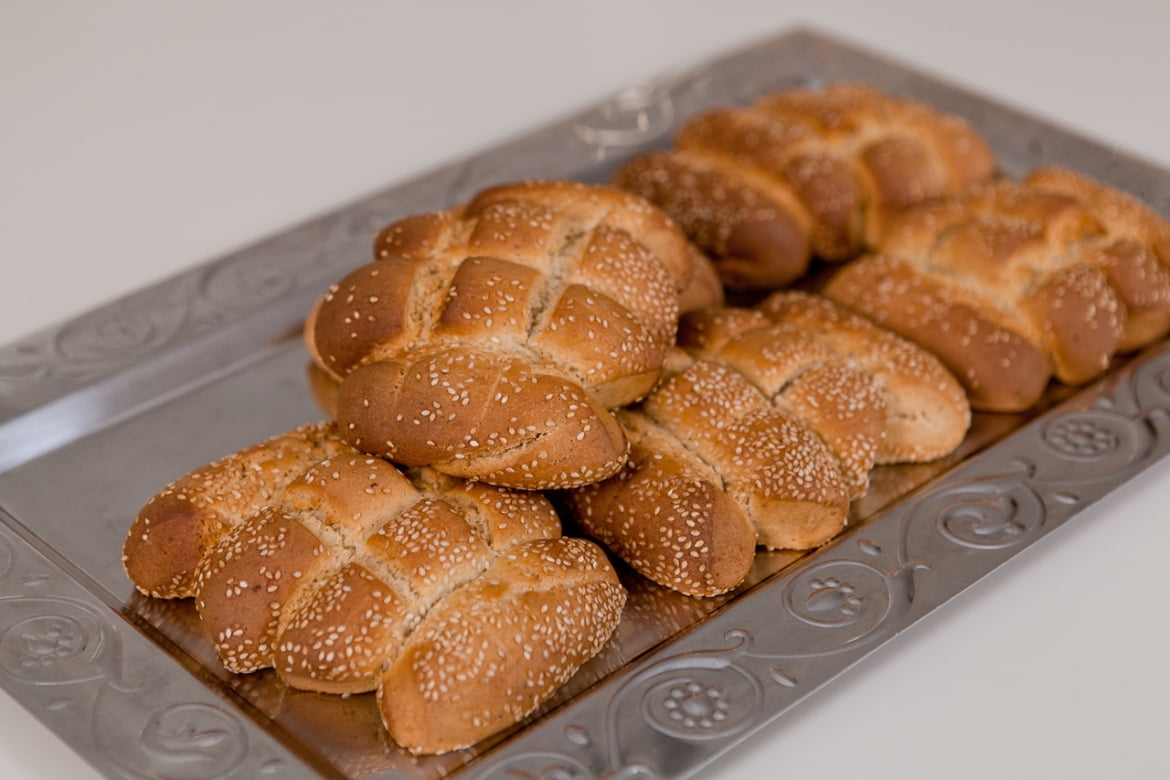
[[123, 422, 625, 755], [304, 180, 715, 490], [824, 169, 1170, 411], [613, 82, 996, 290], [752, 291, 972, 463], [566, 293, 971, 597]]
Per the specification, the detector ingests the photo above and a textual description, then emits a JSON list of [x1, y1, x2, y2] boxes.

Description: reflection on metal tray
[[1, 27, 1169, 780]]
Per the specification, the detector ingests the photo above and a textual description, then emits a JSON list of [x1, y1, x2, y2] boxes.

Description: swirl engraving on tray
[[201, 259, 296, 310], [138, 703, 249, 776], [58, 311, 165, 357], [52, 294, 189, 371], [9, 616, 86, 671], [586, 629, 761, 760], [0, 210, 366, 408], [1036, 407, 1151, 480], [782, 560, 892, 633], [1042, 414, 1122, 459], [937, 487, 1042, 548], [905, 470, 1047, 551], [572, 83, 675, 148], [0, 519, 299, 778], [0, 287, 191, 391], [0, 599, 111, 685], [641, 666, 759, 740]]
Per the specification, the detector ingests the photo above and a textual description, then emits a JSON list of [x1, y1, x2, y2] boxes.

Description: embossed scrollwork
[[0, 598, 115, 685], [572, 83, 674, 149], [140, 704, 250, 778], [594, 629, 764, 769], [0, 343, 50, 383], [1042, 413, 1123, 460], [640, 664, 760, 741], [924, 476, 1046, 551], [779, 560, 894, 650], [201, 259, 295, 311], [937, 488, 1042, 548], [898, 465, 1048, 560], [94, 692, 254, 780], [54, 292, 189, 367], [1038, 409, 1150, 481]]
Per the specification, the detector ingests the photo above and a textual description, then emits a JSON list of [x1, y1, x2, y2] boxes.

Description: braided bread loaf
[[123, 422, 625, 755], [305, 180, 717, 490], [613, 82, 996, 290], [566, 292, 969, 596], [823, 167, 1170, 412]]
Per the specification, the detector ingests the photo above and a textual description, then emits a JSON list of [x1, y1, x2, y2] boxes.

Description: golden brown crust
[[612, 151, 811, 290], [306, 181, 692, 488], [823, 254, 1053, 412], [1022, 264, 1123, 383], [1089, 239, 1170, 349], [464, 179, 697, 292], [676, 244, 727, 314], [1025, 166, 1170, 347], [379, 538, 625, 754], [564, 293, 969, 596], [676, 312, 887, 497], [571, 359, 850, 594], [335, 346, 628, 490], [1025, 167, 1170, 266], [826, 170, 1170, 410], [121, 422, 351, 599], [614, 82, 996, 290], [123, 423, 624, 756], [646, 360, 850, 535], [775, 362, 886, 499], [275, 562, 410, 694], [566, 410, 756, 597], [195, 505, 334, 674], [753, 292, 972, 462]]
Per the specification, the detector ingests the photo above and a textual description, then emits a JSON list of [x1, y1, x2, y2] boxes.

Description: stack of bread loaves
[[123, 82, 1028, 758], [124, 180, 717, 755], [612, 82, 1170, 413]]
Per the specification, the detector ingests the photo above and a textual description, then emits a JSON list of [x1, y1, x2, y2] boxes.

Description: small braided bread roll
[[123, 422, 625, 755], [305, 181, 716, 490], [823, 167, 1170, 411], [566, 292, 969, 597], [613, 82, 995, 290]]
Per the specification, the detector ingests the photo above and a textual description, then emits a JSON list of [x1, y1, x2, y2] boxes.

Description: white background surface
[[2, 2, 1169, 778]]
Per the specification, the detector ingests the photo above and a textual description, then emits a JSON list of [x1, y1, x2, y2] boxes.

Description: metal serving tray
[[2, 27, 1169, 780]]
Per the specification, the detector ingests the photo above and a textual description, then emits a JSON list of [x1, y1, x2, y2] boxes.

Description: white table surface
[[2, 2, 1169, 778]]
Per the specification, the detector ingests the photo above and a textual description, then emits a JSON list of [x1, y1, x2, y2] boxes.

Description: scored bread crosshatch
[[1, 27, 1169, 780]]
